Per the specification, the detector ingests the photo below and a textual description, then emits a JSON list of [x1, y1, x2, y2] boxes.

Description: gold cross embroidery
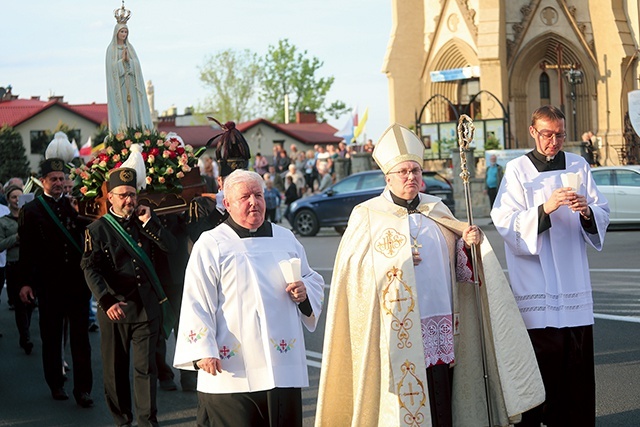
[[403, 382, 420, 406]]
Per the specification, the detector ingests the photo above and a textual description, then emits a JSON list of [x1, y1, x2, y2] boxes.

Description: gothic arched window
[[539, 72, 550, 101]]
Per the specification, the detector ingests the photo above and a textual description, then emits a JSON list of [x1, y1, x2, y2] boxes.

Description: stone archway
[[424, 38, 479, 122], [509, 35, 596, 147]]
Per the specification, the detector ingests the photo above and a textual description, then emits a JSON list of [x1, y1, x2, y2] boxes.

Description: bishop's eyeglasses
[[532, 128, 566, 142], [387, 167, 422, 178]]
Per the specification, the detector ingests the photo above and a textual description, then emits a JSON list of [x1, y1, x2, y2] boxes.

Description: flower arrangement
[[70, 128, 205, 199]]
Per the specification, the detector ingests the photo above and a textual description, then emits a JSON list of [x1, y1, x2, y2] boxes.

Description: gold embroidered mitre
[[373, 124, 425, 174]]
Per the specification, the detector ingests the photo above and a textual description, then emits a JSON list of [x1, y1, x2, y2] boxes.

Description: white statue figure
[[106, 2, 153, 133]]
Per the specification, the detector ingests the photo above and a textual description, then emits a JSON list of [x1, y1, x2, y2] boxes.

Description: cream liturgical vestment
[[315, 191, 544, 427], [173, 223, 324, 393]]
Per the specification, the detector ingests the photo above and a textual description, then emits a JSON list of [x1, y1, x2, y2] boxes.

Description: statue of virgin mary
[[106, 2, 153, 133]]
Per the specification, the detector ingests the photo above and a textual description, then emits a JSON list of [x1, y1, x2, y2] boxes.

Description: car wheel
[[294, 210, 320, 237], [334, 226, 346, 235]]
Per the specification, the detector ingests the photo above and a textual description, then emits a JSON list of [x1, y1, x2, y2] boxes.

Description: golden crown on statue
[[114, 1, 131, 24]]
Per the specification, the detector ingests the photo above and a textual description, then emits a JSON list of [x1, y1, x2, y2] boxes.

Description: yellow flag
[[353, 107, 369, 142], [91, 142, 106, 153]]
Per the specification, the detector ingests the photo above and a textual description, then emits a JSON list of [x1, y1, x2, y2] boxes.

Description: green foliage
[[198, 49, 262, 123], [484, 134, 501, 150], [0, 125, 31, 183], [259, 39, 345, 122]]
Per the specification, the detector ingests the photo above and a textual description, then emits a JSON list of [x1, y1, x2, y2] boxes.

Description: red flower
[[141, 152, 149, 161], [98, 153, 110, 162], [150, 147, 160, 157], [86, 159, 95, 167], [168, 150, 177, 159], [176, 147, 185, 155], [114, 161, 123, 168]]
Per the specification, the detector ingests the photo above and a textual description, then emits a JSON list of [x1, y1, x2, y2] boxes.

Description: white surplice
[[491, 152, 610, 329], [173, 223, 324, 394]]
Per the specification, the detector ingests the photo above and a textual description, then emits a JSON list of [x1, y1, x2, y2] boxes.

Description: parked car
[[286, 169, 455, 236], [591, 165, 640, 225]]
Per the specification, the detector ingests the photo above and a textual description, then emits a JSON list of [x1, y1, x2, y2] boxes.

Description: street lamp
[[565, 67, 584, 140]]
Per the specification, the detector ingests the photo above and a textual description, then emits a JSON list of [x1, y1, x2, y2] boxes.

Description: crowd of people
[[0, 104, 611, 427]]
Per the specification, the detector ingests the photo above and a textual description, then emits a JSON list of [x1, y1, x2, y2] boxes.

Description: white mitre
[[120, 144, 147, 190], [372, 123, 425, 173], [45, 131, 76, 163]]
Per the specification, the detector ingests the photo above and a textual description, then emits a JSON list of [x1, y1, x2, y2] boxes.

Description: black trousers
[[196, 387, 302, 427], [99, 311, 159, 427], [6, 263, 33, 345], [427, 364, 454, 427], [487, 187, 499, 208], [37, 291, 92, 395], [519, 325, 595, 427]]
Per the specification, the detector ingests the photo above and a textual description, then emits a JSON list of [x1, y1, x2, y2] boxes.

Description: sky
[[2, 1, 393, 142]]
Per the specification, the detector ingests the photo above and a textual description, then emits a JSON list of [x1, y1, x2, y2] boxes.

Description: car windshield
[[423, 173, 449, 189], [331, 172, 386, 195]]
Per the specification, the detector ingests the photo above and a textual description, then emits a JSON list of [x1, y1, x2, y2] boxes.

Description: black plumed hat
[[206, 118, 251, 177], [41, 158, 66, 177]]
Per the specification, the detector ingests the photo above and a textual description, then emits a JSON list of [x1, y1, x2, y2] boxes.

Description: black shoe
[[21, 340, 33, 355], [51, 388, 69, 401], [74, 392, 94, 408], [159, 378, 177, 391]]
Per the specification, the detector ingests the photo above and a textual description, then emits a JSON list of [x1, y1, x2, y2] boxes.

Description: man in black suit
[[81, 167, 177, 427], [18, 158, 93, 407]]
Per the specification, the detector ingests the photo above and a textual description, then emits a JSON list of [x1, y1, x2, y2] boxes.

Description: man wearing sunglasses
[[82, 167, 177, 427], [491, 105, 610, 426]]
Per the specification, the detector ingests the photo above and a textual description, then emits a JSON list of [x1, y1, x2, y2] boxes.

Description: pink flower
[[134, 132, 142, 139], [147, 154, 155, 164], [185, 145, 194, 152], [116, 133, 125, 141], [146, 176, 152, 185], [106, 146, 115, 155], [162, 150, 170, 159], [125, 140, 132, 148], [164, 140, 171, 148], [99, 160, 107, 168], [120, 148, 128, 157], [176, 171, 184, 179], [158, 177, 166, 184], [112, 154, 121, 162], [157, 139, 164, 147], [143, 129, 151, 136], [165, 167, 174, 175], [80, 186, 88, 195], [80, 171, 90, 180], [144, 139, 151, 147], [148, 167, 155, 174], [182, 165, 192, 173]]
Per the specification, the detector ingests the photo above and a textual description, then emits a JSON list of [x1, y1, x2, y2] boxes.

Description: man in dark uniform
[[18, 158, 94, 407], [81, 167, 177, 427], [155, 211, 197, 392]]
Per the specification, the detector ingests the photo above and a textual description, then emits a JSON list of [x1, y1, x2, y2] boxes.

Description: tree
[[198, 49, 263, 123], [0, 125, 30, 183], [260, 39, 347, 122]]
